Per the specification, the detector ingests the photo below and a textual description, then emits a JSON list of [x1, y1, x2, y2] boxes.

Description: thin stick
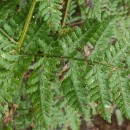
[[0, 27, 16, 44]]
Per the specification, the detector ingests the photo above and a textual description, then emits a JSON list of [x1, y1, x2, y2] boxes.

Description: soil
[[80, 115, 130, 130]]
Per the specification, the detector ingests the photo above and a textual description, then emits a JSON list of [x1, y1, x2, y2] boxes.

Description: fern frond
[[67, 0, 80, 24], [27, 58, 52, 129], [86, 65, 112, 122], [60, 27, 84, 56], [0, 52, 31, 119], [38, 0, 63, 30], [22, 22, 51, 53], [102, 0, 118, 18], [1, 13, 26, 41], [88, 19, 116, 61], [60, 19, 115, 61], [51, 97, 80, 130], [19, 0, 28, 8], [87, 0, 128, 21], [61, 61, 90, 118], [109, 70, 130, 119], [106, 36, 130, 66], [0, 0, 130, 128], [87, 0, 102, 21], [0, 1, 18, 24]]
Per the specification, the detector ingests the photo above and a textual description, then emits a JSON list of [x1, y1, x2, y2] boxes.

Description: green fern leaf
[[61, 61, 90, 119], [0, 1, 18, 23], [38, 0, 63, 30], [109, 70, 130, 119], [27, 58, 52, 129], [86, 65, 112, 122]]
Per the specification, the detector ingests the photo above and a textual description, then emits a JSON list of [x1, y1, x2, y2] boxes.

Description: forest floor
[[80, 115, 130, 130]]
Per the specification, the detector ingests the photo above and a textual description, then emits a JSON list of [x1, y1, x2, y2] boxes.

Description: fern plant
[[0, 0, 130, 129]]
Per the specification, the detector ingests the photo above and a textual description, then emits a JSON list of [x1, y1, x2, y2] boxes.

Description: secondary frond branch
[[0, 27, 17, 44], [62, 0, 71, 28], [17, 0, 37, 51], [20, 53, 126, 71]]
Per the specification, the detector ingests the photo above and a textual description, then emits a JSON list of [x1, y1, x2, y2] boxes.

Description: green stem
[[18, 0, 37, 51], [0, 27, 16, 44], [62, 0, 71, 28], [20, 53, 125, 71]]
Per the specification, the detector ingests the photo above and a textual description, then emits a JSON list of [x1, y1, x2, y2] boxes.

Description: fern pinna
[[0, 0, 130, 129]]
